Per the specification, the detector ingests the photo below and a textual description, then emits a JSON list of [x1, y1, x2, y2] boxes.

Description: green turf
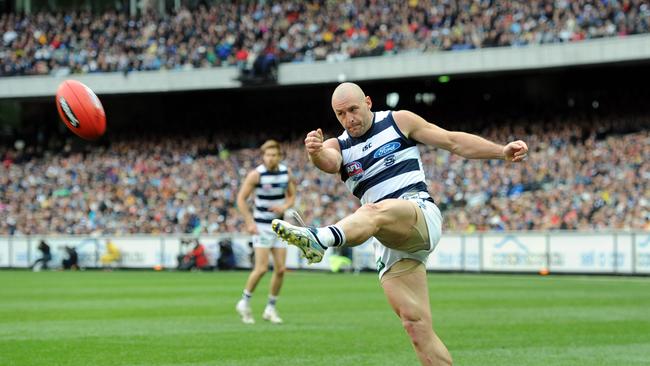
[[1, 270, 649, 366]]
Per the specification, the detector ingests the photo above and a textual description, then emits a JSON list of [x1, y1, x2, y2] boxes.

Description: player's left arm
[[393, 110, 528, 162]]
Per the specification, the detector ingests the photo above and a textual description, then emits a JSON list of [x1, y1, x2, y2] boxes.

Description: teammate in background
[[272, 82, 528, 365], [235, 140, 296, 324]]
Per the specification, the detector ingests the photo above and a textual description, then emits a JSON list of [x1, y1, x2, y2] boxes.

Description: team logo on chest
[[373, 141, 401, 158], [384, 155, 396, 167], [345, 161, 364, 181]]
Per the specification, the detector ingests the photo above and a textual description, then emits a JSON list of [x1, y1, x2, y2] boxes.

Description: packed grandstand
[[1, 0, 650, 76], [1, 114, 648, 236], [1, 1, 649, 236]]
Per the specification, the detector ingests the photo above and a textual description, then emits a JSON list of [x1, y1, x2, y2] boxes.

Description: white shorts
[[374, 196, 443, 279], [252, 223, 287, 249]]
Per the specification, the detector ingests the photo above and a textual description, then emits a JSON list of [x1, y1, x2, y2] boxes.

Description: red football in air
[[55, 80, 106, 140]]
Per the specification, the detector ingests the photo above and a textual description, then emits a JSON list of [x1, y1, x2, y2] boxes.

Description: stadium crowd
[[1, 117, 648, 235], [2, 0, 650, 76]]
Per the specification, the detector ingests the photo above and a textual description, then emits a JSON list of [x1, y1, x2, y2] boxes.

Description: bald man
[[272, 82, 528, 365]]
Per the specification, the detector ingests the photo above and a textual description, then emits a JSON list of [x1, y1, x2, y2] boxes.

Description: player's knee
[[399, 311, 430, 345], [253, 266, 268, 276], [357, 203, 379, 215], [357, 202, 391, 227], [402, 319, 425, 347], [274, 265, 286, 276]]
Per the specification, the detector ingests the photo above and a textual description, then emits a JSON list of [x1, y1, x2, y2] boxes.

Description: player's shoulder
[[246, 166, 263, 181], [391, 109, 422, 124], [332, 131, 349, 151], [374, 110, 393, 123], [391, 109, 427, 137]]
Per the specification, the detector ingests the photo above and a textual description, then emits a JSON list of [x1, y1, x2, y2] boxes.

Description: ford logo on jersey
[[373, 141, 401, 158]]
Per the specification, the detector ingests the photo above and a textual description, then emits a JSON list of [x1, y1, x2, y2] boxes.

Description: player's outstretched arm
[[394, 110, 528, 162], [304, 128, 342, 174]]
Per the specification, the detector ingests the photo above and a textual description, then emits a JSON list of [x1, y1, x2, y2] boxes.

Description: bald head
[[331, 82, 374, 137], [332, 82, 366, 105]]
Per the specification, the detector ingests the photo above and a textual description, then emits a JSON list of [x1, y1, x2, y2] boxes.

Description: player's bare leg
[[335, 199, 426, 250], [269, 247, 287, 296], [273, 199, 449, 362], [272, 199, 425, 261], [263, 247, 287, 324], [245, 247, 271, 292], [382, 261, 452, 366], [236, 247, 271, 324]]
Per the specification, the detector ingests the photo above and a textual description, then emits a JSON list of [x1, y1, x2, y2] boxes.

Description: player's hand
[[503, 140, 528, 162], [245, 221, 258, 235], [268, 206, 285, 215], [305, 128, 324, 156]]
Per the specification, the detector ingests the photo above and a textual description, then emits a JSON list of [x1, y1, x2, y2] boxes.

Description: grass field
[[1, 270, 649, 366]]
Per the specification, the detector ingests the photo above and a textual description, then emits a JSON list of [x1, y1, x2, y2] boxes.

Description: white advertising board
[[428, 235, 463, 271], [614, 234, 633, 274], [635, 233, 650, 274], [109, 237, 161, 268], [10, 237, 30, 267], [549, 234, 616, 273], [0, 232, 646, 274], [0, 238, 9, 267], [482, 234, 547, 272], [463, 235, 481, 272]]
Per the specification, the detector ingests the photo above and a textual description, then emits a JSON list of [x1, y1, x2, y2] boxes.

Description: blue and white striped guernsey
[[337, 110, 432, 205], [253, 164, 289, 224]]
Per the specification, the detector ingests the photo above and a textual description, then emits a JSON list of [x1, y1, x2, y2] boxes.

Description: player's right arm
[[236, 170, 260, 234], [304, 128, 342, 174]]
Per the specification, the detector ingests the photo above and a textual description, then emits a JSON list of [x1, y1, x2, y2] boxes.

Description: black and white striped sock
[[315, 225, 346, 247]]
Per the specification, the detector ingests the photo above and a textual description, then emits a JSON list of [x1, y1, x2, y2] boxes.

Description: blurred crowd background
[[2, 113, 648, 236], [2, 0, 650, 76], [2, 0, 649, 236]]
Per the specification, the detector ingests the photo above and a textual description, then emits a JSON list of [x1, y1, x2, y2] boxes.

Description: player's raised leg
[[273, 199, 427, 260], [335, 199, 426, 250], [382, 260, 452, 366], [271, 220, 327, 263]]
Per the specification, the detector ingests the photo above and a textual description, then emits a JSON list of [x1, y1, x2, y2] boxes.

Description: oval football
[[55, 80, 106, 140]]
